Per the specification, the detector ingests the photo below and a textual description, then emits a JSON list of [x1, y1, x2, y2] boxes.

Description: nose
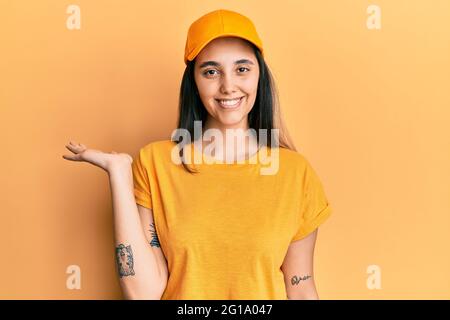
[[219, 73, 237, 95]]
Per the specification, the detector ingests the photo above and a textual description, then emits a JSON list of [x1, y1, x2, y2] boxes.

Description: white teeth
[[218, 97, 242, 107]]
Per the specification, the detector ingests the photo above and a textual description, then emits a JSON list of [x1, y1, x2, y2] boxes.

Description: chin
[[216, 114, 247, 127]]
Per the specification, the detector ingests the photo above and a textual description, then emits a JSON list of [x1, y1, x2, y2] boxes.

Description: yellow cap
[[184, 9, 264, 65]]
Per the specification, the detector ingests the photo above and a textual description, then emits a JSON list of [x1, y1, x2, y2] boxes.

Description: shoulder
[[278, 147, 329, 191], [136, 139, 179, 167], [277, 146, 312, 172], [139, 139, 176, 155]]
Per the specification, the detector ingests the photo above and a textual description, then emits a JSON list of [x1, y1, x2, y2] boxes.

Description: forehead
[[196, 36, 256, 64]]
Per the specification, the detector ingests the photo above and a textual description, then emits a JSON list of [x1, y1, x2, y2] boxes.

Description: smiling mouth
[[215, 96, 244, 109]]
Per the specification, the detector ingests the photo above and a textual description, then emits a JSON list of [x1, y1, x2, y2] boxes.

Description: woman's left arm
[[281, 229, 320, 300]]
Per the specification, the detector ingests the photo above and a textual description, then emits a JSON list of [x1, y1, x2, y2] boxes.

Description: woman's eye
[[203, 67, 249, 77], [203, 69, 218, 76]]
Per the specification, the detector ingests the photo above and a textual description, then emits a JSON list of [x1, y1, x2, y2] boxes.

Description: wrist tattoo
[[115, 244, 135, 278], [291, 274, 312, 286]]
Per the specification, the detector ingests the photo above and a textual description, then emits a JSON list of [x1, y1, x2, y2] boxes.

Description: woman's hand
[[62, 141, 133, 173]]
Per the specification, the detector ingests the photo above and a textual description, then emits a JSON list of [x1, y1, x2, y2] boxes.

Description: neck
[[203, 116, 249, 133], [201, 117, 258, 161]]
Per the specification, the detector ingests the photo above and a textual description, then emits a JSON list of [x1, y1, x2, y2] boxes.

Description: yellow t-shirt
[[132, 139, 332, 300]]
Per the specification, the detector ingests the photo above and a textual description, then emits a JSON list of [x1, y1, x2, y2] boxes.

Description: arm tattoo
[[291, 275, 312, 286], [115, 244, 135, 278], [149, 222, 161, 247]]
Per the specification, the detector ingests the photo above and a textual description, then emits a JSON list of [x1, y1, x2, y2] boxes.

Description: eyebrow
[[198, 59, 255, 69]]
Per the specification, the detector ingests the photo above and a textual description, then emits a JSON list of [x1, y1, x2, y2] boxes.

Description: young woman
[[62, 9, 332, 300]]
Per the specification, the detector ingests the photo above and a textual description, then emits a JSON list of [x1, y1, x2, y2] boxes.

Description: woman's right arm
[[63, 142, 168, 299], [109, 165, 168, 299], [136, 204, 168, 283]]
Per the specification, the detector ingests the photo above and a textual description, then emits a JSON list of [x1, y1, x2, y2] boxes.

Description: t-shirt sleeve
[[291, 160, 332, 242], [131, 148, 152, 209]]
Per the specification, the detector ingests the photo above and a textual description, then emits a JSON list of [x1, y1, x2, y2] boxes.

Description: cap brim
[[185, 33, 264, 64]]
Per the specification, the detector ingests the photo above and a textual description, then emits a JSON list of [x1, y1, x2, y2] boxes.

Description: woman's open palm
[[63, 141, 133, 173]]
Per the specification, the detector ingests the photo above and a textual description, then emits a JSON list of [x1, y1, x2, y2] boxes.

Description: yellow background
[[1, 0, 449, 299]]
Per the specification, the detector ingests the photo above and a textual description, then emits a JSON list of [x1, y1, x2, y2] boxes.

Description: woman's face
[[194, 37, 260, 130]]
